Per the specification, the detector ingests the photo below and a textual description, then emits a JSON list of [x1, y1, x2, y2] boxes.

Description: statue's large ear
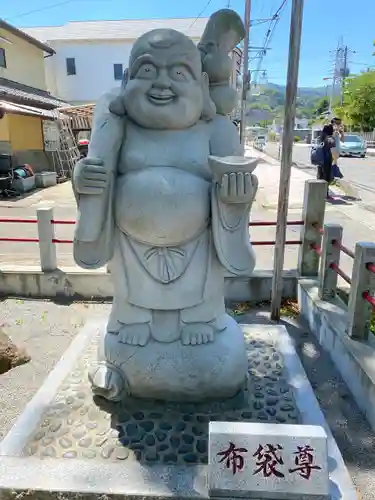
[[201, 72, 216, 121], [121, 68, 129, 90], [108, 68, 128, 116]]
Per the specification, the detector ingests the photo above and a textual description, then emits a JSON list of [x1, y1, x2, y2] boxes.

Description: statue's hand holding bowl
[[73, 157, 109, 196], [208, 155, 261, 204]]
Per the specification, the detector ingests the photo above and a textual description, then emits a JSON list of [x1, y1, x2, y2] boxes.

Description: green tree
[[314, 97, 330, 116], [337, 71, 375, 131]]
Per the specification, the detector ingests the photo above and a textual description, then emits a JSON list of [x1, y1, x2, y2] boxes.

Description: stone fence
[[0, 180, 328, 301], [308, 221, 375, 340]]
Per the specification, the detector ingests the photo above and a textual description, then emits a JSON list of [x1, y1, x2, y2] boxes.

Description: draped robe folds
[[73, 115, 256, 331]]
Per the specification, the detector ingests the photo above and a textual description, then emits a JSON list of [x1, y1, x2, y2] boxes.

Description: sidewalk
[[246, 145, 344, 209], [246, 145, 375, 285]]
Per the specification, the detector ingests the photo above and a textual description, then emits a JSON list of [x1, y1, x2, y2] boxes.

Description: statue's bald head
[[118, 28, 215, 130], [129, 29, 202, 80]]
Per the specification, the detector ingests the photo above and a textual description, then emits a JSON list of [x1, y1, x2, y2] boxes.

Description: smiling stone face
[[123, 29, 205, 130]]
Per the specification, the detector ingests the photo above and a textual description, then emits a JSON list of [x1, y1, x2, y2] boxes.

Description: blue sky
[[4, 0, 375, 88]]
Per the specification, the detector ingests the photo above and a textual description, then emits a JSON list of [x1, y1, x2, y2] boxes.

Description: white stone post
[[298, 180, 327, 277], [347, 242, 375, 340], [318, 224, 343, 300], [37, 207, 57, 272]]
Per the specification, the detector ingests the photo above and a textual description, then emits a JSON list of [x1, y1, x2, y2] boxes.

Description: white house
[[25, 18, 241, 106]]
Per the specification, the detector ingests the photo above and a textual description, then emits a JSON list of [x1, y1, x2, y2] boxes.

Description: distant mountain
[[266, 82, 327, 98], [246, 83, 328, 123]]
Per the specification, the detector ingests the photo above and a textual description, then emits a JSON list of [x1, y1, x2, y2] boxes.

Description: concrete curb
[[273, 325, 358, 500], [299, 278, 375, 434], [0, 267, 298, 302]]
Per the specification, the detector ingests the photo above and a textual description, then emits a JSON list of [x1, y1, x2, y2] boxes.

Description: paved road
[[265, 142, 375, 209]]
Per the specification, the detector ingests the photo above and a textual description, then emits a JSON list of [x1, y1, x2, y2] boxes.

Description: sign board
[[209, 422, 329, 499], [42, 120, 60, 152]]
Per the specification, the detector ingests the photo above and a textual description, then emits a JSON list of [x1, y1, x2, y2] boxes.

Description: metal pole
[[239, 0, 251, 152], [341, 45, 348, 105], [270, 0, 304, 321], [329, 43, 340, 115]]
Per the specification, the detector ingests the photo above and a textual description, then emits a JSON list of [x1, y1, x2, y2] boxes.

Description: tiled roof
[[0, 19, 55, 54], [23, 17, 209, 43], [0, 77, 67, 109], [0, 100, 63, 119]]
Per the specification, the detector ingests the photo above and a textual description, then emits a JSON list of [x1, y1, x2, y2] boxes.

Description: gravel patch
[[0, 299, 110, 441]]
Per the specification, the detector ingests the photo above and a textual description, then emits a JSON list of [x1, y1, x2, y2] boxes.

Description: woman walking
[[331, 117, 344, 179], [317, 125, 336, 198]]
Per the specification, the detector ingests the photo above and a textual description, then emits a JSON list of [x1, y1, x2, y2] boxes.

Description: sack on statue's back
[[310, 143, 325, 166]]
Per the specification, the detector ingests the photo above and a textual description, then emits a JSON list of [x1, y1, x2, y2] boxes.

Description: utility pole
[[239, 0, 251, 152], [328, 43, 340, 115], [341, 45, 348, 105], [270, 0, 304, 321], [328, 41, 354, 114]]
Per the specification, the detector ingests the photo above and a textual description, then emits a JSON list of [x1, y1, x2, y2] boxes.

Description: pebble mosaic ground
[[24, 329, 299, 465]]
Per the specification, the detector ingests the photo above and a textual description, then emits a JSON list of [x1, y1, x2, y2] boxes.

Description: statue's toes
[[206, 330, 215, 343], [118, 329, 129, 344], [119, 324, 150, 346], [137, 329, 150, 346], [181, 324, 215, 346], [202, 332, 214, 344], [190, 332, 201, 345], [181, 327, 193, 345]]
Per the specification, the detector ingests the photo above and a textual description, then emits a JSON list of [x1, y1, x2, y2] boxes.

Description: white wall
[[45, 39, 134, 103], [46, 38, 240, 105]]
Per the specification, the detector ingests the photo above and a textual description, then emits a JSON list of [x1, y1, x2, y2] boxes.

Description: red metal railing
[[0, 218, 38, 224], [51, 219, 76, 225], [0, 218, 305, 246], [364, 263, 375, 307], [333, 240, 355, 259], [310, 243, 322, 256], [329, 262, 352, 285], [310, 229, 375, 306], [363, 292, 375, 307]]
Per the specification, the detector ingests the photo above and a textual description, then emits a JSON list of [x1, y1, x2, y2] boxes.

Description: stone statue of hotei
[[72, 9, 261, 403]]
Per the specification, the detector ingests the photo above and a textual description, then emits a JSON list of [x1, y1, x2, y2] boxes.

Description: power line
[[6, 0, 102, 21], [251, 0, 288, 85], [189, 0, 214, 28]]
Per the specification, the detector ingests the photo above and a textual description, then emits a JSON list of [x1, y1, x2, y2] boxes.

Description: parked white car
[[340, 134, 367, 158]]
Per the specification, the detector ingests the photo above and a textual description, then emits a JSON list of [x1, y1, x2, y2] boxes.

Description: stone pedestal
[[93, 313, 248, 402]]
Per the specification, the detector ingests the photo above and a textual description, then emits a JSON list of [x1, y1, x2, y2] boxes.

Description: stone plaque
[[209, 422, 329, 499]]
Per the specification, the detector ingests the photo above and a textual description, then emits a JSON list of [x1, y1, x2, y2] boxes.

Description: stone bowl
[[208, 155, 261, 183]]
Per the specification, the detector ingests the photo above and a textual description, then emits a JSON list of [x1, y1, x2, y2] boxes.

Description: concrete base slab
[[0, 322, 356, 500]]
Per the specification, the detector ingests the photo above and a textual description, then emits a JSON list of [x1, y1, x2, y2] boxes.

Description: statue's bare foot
[[88, 362, 127, 402], [181, 323, 215, 346], [118, 323, 151, 346]]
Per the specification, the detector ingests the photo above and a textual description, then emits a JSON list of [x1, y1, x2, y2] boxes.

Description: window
[[113, 63, 123, 81], [0, 48, 6, 68], [66, 57, 76, 76]]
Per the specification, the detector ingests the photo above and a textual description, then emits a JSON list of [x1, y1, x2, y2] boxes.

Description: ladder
[[53, 115, 81, 179]]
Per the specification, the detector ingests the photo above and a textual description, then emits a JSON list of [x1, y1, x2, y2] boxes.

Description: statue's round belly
[[115, 167, 211, 246]]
